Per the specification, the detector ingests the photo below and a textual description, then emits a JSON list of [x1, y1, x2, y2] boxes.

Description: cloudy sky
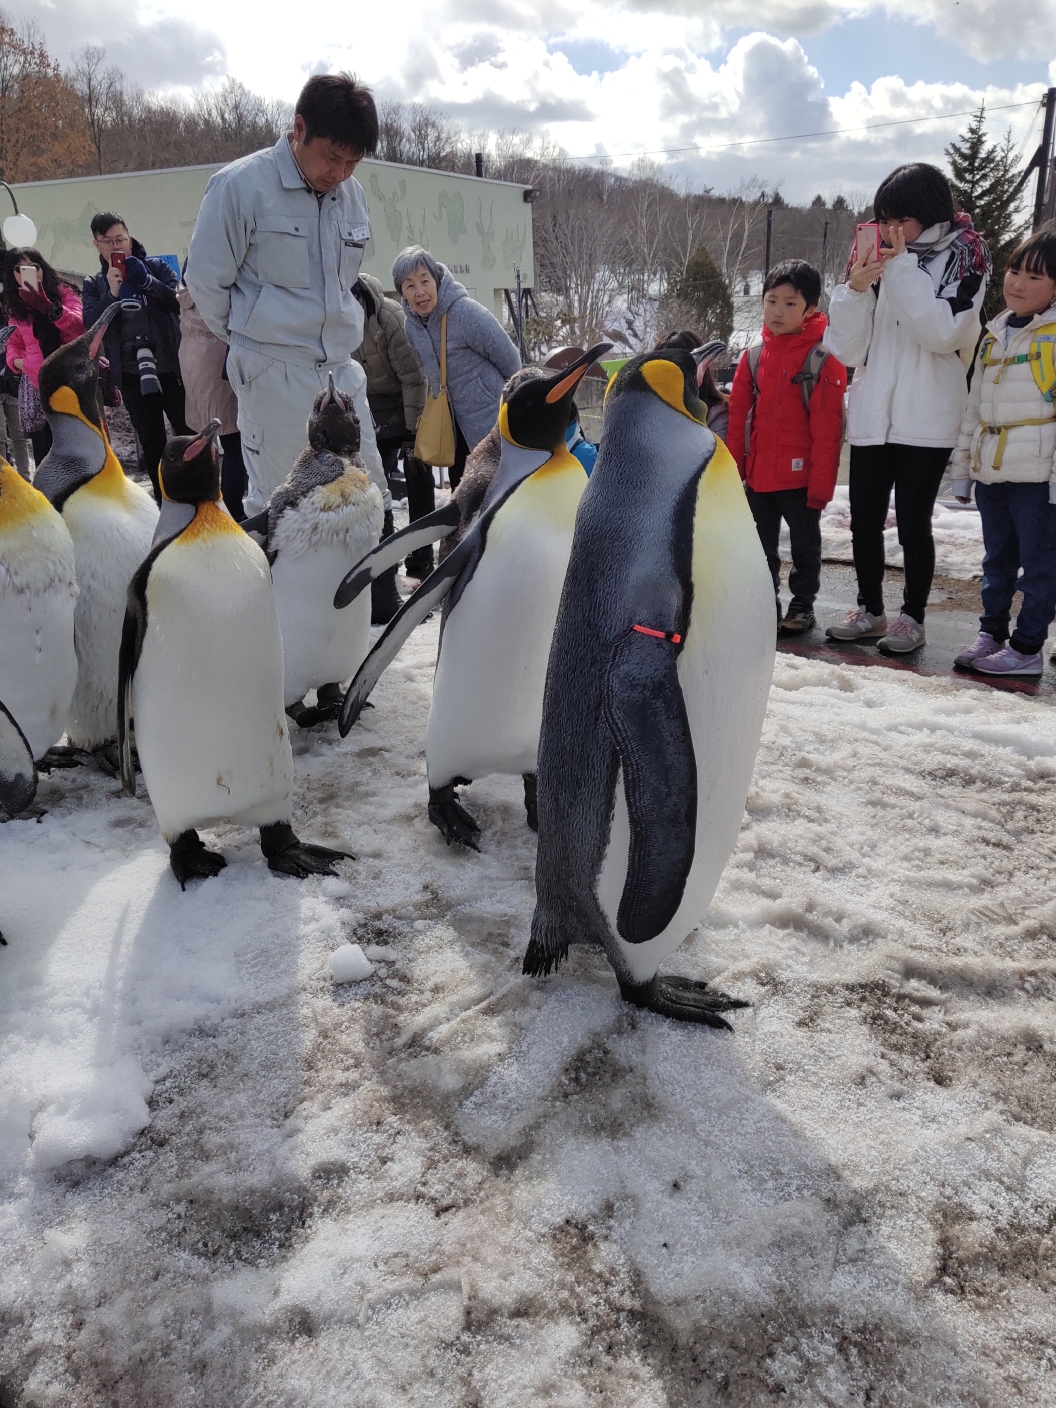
[[22, 0, 1055, 200]]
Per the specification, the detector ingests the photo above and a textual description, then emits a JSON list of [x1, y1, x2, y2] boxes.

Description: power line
[[569, 98, 1040, 163]]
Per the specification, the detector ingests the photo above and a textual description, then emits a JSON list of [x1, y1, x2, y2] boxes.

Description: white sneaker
[[878, 612, 925, 653], [826, 606, 888, 641]]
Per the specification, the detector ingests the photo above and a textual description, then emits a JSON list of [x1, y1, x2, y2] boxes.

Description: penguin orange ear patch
[[640, 360, 705, 424]]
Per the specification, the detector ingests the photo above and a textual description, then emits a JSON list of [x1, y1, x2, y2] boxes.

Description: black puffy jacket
[[81, 238, 182, 390]]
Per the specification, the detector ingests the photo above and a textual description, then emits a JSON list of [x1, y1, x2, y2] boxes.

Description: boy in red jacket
[[727, 260, 847, 633]]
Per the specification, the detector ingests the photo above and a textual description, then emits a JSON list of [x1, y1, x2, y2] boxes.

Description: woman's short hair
[[392, 245, 443, 295], [654, 329, 703, 354], [295, 73, 378, 155], [874, 164, 956, 230], [1006, 225, 1056, 283]]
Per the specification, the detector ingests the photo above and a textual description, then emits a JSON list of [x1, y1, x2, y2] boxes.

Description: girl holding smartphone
[[3, 249, 85, 468], [824, 163, 991, 653]]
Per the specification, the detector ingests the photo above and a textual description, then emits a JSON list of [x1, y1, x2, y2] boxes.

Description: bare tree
[[70, 44, 119, 173]]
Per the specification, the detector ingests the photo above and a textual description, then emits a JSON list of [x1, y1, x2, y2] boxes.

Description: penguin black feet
[[38, 745, 88, 771], [259, 821, 354, 878], [169, 830, 227, 890], [619, 974, 751, 1030], [428, 784, 481, 851], [523, 773, 538, 832], [287, 684, 346, 729], [39, 743, 138, 777]]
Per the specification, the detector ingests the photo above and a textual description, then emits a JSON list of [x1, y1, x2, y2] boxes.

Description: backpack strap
[[743, 342, 763, 457], [790, 343, 832, 416]]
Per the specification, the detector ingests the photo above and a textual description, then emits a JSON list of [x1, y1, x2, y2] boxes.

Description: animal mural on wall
[[33, 202, 98, 271], [436, 191, 468, 244], [476, 199, 496, 272], [369, 174, 407, 247], [502, 222, 528, 272]]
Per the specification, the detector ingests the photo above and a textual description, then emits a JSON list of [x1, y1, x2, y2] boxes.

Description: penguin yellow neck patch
[[0, 460, 51, 529], [640, 360, 705, 423], [533, 444, 584, 481], [179, 499, 244, 544]]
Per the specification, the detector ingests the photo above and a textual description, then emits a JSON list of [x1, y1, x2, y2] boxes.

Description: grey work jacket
[[185, 133, 370, 368]]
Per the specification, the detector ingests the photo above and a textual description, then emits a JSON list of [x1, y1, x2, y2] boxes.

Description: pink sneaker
[[972, 644, 1043, 677], [954, 632, 1002, 668]]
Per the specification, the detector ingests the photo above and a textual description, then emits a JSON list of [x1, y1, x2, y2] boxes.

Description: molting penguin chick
[[524, 345, 775, 1025], [0, 459, 78, 763], [34, 306, 158, 767], [119, 419, 353, 888], [254, 374, 384, 726], [335, 342, 612, 849]]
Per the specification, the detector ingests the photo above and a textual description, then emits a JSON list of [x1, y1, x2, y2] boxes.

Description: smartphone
[[856, 223, 881, 264], [20, 266, 38, 291], [111, 250, 127, 275]]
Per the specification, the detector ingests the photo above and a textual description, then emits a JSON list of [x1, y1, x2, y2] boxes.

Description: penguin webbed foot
[[620, 974, 750, 1030], [169, 830, 227, 890], [259, 821, 354, 878], [428, 784, 480, 851], [38, 745, 90, 772], [523, 773, 538, 833], [287, 686, 346, 729]]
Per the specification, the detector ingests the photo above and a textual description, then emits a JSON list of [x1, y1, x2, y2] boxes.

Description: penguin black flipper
[[0, 700, 38, 819], [603, 628, 697, 944], [240, 508, 271, 548], [118, 538, 176, 796], [334, 501, 462, 609]]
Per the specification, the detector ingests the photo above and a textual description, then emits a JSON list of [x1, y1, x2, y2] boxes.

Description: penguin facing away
[[34, 306, 159, 765], [243, 374, 384, 728], [334, 343, 612, 848], [118, 421, 353, 888], [0, 459, 78, 761], [524, 346, 775, 1026]]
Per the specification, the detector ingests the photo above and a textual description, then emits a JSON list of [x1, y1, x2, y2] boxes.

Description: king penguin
[[118, 421, 353, 888], [523, 346, 775, 1026], [0, 458, 78, 762], [242, 375, 384, 728], [0, 698, 39, 945], [334, 344, 611, 847], [33, 306, 159, 767]]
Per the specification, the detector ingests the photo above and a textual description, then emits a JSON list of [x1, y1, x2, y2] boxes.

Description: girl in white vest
[[949, 228, 1056, 677]]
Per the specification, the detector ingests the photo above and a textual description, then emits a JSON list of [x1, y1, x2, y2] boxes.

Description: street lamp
[[0, 181, 37, 248]]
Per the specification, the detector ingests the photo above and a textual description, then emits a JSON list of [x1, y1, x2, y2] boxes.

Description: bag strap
[[744, 342, 763, 457], [439, 312, 447, 393], [791, 343, 832, 416]]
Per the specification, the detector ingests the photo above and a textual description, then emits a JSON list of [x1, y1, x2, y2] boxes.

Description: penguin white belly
[[133, 516, 293, 840], [269, 477, 383, 706], [0, 500, 78, 759], [63, 476, 158, 748], [596, 450, 776, 982], [426, 461, 585, 786]]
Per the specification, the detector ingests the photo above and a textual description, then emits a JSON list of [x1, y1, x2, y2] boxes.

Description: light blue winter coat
[[402, 268, 521, 451]]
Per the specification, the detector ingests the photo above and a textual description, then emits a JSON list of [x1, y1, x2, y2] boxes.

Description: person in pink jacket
[[4, 249, 85, 467]]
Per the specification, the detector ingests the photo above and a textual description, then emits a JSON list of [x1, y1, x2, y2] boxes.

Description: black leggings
[[849, 443, 951, 624], [122, 371, 190, 502], [219, 432, 246, 522], [449, 422, 471, 491], [30, 423, 52, 469]]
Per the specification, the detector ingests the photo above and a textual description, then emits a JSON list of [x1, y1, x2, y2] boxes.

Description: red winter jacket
[[5, 285, 85, 388], [726, 310, 846, 509]]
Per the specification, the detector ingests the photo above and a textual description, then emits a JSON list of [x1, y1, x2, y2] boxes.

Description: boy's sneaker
[[972, 643, 1043, 677], [878, 613, 925, 653], [780, 601, 816, 633], [825, 607, 887, 641], [954, 632, 1003, 669]]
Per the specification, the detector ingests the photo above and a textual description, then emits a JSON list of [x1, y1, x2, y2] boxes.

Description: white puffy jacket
[[824, 238, 986, 449], [948, 303, 1056, 500]]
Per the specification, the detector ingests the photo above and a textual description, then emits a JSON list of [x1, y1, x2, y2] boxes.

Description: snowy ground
[[2, 621, 1055, 1407], [780, 486, 985, 581]]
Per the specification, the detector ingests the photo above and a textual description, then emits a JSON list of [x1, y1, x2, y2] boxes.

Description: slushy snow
[[1, 616, 1054, 1406]]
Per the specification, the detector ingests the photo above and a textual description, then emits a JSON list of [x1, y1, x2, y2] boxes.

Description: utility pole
[[821, 219, 829, 278], [764, 208, 773, 275], [1033, 88, 1056, 230]]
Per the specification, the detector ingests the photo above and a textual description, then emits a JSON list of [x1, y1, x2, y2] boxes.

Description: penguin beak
[[544, 342, 614, 404], [86, 302, 123, 361], [691, 340, 726, 386], [325, 371, 338, 406], [182, 418, 223, 461]]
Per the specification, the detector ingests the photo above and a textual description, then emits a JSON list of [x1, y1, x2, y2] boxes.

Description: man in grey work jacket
[[184, 73, 392, 535]]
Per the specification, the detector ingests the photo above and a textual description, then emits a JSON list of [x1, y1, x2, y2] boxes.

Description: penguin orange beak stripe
[[182, 418, 223, 460], [543, 341, 614, 404]]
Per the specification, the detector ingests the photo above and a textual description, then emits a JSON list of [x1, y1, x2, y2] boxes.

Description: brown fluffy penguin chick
[[266, 376, 368, 544]]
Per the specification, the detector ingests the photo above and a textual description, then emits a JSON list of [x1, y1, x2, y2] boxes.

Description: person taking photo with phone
[[3, 248, 85, 468], [81, 213, 189, 502], [824, 163, 990, 653]]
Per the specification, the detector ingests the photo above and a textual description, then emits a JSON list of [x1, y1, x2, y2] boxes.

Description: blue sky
[[22, 0, 1054, 202]]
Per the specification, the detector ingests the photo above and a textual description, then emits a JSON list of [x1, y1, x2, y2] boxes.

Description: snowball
[[328, 944, 374, 984]]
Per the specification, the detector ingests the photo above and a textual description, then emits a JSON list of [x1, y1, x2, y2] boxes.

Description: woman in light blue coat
[[394, 246, 521, 488]]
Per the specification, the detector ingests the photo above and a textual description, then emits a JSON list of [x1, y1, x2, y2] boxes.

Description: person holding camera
[[3, 249, 85, 468], [82, 213, 189, 502]]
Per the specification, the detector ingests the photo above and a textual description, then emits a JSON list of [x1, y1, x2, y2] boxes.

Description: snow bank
[[780, 485, 985, 579], [2, 624, 1055, 1405]]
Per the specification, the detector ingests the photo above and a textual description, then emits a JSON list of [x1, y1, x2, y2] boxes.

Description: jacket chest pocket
[[255, 215, 310, 289], [339, 223, 368, 289]]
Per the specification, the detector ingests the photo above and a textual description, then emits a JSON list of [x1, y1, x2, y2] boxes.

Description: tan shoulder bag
[[413, 312, 456, 466]]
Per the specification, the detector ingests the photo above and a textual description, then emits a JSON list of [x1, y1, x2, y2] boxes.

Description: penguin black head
[[159, 419, 223, 503], [605, 342, 723, 424], [38, 303, 122, 429], [308, 373, 361, 456], [501, 342, 613, 452]]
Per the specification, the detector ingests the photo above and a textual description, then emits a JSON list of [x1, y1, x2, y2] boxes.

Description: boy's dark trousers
[[746, 486, 822, 607], [976, 480, 1056, 654]]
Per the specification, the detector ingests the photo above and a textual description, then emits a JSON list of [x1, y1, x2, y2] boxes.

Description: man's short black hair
[[296, 73, 378, 155], [1007, 225, 1056, 283], [873, 163, 955, 230], [763, 259, 821, 307], [90, 211, 128, 238]]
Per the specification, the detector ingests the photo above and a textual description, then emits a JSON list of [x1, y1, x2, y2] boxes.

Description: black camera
[[119, 299, 162, 396]]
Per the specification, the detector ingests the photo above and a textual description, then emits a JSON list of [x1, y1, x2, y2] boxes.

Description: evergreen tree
[[947, 106, 1028, 318], [672, 245, 734, 342]]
